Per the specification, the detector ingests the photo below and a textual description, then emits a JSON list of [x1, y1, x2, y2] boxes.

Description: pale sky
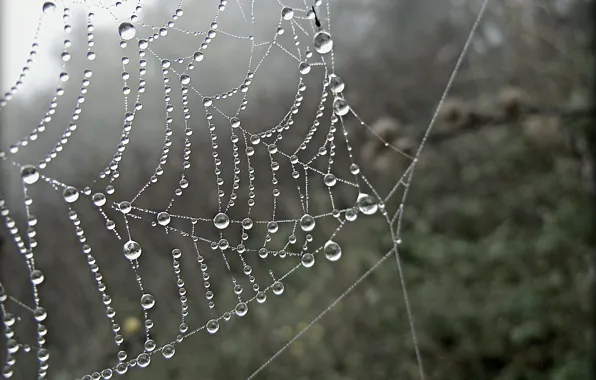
[[1, 0, 157, 98]]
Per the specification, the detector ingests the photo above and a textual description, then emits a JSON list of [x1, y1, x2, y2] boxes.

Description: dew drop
[[329, 74, 345, 93], [281, 7, 294, 20], [123, 240, 142, 260], [157, 212, 170, 226], [324, 240, 342, 261], [357, 193, 378, 215], [299, 214, 315, 232], [241, 217, 253, 230], [333, 97, 350, 116], [345, 208, 358, 222], [119, 201, 132, 213], [235, 302, 248, 317], [299, 62, 311, 75], [136, 353, 150, 368], [92, 193, 106, 207], [230, 117, 241, 128], [31, 270, 44, 285], [42, 2, 56, 13], [162, 344, 175, 359], [324, 173, 337, 187], [140, 293, 155, 310], [313, 31, 333, 54], [63, 186, 79, 203], [272, 281, 284, 295], [118, 23, 136, 40], [256, 291, 267, 303], [301, 253, 315, 268], [21, 165, 39, 184], [206, 319, 219, 334], [193, 51, 204, 61], [213, 213, 229, 229], [267, 221, 278, 234], [180, 74, 191, 85]]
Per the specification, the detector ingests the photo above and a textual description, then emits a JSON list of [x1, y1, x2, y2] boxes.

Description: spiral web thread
[[0, 0, 488, 379]]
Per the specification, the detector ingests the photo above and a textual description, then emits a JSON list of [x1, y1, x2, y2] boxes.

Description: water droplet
[[203, 97, 213, 107], [324, 240, 342, 261], [63, 186, 79, 203], [241, 217, 253, 230], [333, 97, 350, 116], [206, 319, 219, 333], [357, 193, 378, 215], [123, 240, 142, 260], [31, 270, 44, 285], [144, 339, 156, 352], [230, 117, 241, 128], [92, 193, 106, 207], [33, 307, 47, 322], [42, 2, 56, 13], [119, 201, 132, 213], [324, 173, 336, 187], [140, 294, 155, 310], [313, 31, 333, 54], [272, 281, 284, 295], [329, 74, 345, 93], [299, 62, 311, 75], [37, 348, 49, 362], [258, 248, 268, 258], [193, 51, 204, 61], [235, 302, 248, 317], [299, 214, 315, 232], [162, 344, 175, 359], [157, 212, 170, 226], [281, 7, 294, 20], [301, 253, 315, 268], [136, 353, 150, 368], [256, 291, 267, 303], [345, 208, 358, 222], [267, 221, 278, 234], [21, 165, 39, 184], [213, 213, 229, 229], [180, 74, 191, 85], [118, 23, 136, 40]]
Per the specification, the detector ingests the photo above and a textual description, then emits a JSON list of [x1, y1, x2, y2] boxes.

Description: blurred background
[[0, 0, 593, 379]]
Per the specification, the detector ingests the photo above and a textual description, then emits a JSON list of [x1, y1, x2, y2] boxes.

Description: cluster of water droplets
[[0, 1, 414, 379]]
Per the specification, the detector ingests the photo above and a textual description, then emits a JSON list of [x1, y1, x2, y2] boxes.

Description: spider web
[[0, 0, 489, 379]]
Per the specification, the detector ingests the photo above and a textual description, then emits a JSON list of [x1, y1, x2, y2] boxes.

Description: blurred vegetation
[[0, 0, 593, 379]]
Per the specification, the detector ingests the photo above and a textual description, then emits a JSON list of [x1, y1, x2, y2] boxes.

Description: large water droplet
[[324, 240, 342, 261], [118, 23, 136, 40], [235, 302, 248, 317], [162, 344, 175, 359], [213, 213, 229, 229], [157, 212, 170, 226], [281, 7, 294, 20], [123, 240, 142, 260], [301, 253, 315, 268], [92, 193, 106, 207], [137, 353, 150, 368], [324, 173, 336, 187], [140, 294, 155, 310], [333, 97, 350, 116], [329, 74, 345, 93], [357, 193, 378, 215], [63, 186, 79, 203], [241, 217, 253, 230], [299, 214, 315, 232], [267, 221, 278, 234], [272, 281, 284, 295], [206, 319, 219, 334], [31, 270, 44, 285], [313, 31, 333, 54], [180, 74, 191, 85], [21, 165, 39, 184], [42, 2, 56, 13]]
